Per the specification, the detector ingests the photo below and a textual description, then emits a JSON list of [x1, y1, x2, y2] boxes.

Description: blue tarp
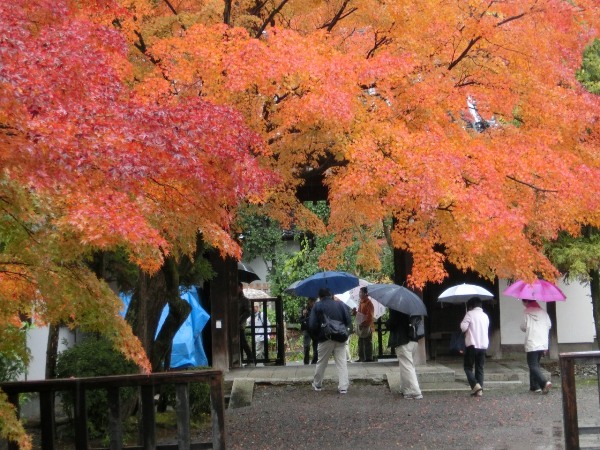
[[119, 286, 210, 368]]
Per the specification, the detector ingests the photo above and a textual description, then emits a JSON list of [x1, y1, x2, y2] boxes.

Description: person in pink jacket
[[460, 297, 490, 397], [520, 300, 552, 394]]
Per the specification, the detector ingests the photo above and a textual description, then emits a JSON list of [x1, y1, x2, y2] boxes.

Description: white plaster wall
[[500, 278, 595, 346], [499, 278, 538, 345], [23, 326, 76, 381], [245, 240, 300, 289], [556, 279, 595, 343]]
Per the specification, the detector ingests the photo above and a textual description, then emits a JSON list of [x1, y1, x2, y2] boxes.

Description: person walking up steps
[[460, 297, 489, 397]]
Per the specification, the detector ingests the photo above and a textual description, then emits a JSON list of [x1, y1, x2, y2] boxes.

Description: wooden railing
[[560, 351, 600, 450], [0, 369, 225, 450]]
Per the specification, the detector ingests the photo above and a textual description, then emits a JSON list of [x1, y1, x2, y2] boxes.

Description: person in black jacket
[[299, 298, 318, 364], [308, 288, 352, 394], [386, 309, 423, 399]]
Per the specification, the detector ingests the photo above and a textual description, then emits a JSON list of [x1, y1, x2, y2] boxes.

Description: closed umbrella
[[367, 283, 427, 316]]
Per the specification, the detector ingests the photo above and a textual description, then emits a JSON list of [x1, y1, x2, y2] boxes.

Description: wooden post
[[107, 387, 123, 450], [276, 297, 285, 365], [6, 390, 20, 450], [561, 356, 579, 449], [209, 253, 235, 371], [210, 374, 226, 450], [39, 390, 56, 450], [73, 381, 88, 450], [175, 383, 191, 450], [140, 385, 156, 449]]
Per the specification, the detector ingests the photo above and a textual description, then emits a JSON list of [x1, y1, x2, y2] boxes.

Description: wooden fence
[[560, 350, 600, 450], [0, 369, 225, 450]]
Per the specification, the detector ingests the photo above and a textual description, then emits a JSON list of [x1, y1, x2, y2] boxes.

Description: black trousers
[[527, 350, 548, 390], [464, 345, 485, 389], [240, 329, 254, 363], [358, 335, 373, 362]]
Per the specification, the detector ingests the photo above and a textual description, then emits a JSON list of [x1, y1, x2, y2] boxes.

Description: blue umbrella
[[367, 283, 427, 316], [286, 271, 360, 298]]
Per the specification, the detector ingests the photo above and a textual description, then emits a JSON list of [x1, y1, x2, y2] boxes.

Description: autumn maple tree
[[3, 0, 600, 445], [0, 0, 274, 446], [108, 0, 600, 287]]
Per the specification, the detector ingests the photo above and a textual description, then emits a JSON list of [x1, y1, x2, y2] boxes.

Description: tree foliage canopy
[[113, 0, 600, 287]]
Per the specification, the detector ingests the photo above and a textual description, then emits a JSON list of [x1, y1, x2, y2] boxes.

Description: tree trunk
[[590, 268, 600, 350], [125, 257, 191, 372], [45, 324, 60, 379], [151, 257, 191, 371]]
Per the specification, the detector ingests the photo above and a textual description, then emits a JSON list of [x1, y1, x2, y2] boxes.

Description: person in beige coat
[[520, 300, 552, 394]]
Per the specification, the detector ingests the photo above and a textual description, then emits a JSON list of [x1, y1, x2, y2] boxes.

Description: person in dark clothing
[[309, 288, 352, 394], [386, 309, 422, 399], [299, 298, 318, 364], [238, 282, 255, 366]]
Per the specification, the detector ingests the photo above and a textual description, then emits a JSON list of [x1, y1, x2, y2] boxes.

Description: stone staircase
[[225, 358, 550, 406]]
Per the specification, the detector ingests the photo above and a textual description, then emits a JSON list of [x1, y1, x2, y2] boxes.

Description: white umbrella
[[438, 283, 494, 304], [243, 288, 273, 299], [336, 280, 387, 319]]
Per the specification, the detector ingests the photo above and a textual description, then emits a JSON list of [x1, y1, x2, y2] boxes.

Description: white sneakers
[[404, 393, 423, 400], [542, 381, 552, 394], [471, 383, 483, 396]]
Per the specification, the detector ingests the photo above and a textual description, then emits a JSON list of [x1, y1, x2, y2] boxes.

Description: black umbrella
[[238, 262, 260, 283], [367, 283, 427, 316]]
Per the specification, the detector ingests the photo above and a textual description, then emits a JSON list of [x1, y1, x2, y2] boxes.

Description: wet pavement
[[224, 358, 600, 449]]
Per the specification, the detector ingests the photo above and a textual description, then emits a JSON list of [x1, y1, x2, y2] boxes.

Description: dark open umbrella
[[286, 271, 359, 298], [238, 262, 260, 283], [367, 283, 427, 316]]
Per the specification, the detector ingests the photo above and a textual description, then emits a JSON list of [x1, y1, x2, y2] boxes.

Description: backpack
[[408, 315, 425, 341], [321, 313, 349, 343]]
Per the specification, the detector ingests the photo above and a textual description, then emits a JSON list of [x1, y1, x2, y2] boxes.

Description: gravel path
[[224, 378, 600, 449]]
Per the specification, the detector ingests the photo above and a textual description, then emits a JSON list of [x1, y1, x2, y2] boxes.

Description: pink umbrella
[[502, 279, 566, 302]]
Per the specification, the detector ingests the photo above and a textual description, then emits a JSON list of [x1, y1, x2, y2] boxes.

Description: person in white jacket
[[460, 297, 490, 397], [520, 300, 552, 394]]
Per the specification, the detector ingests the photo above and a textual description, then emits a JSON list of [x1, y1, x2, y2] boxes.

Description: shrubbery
[[56, 337, 213, 439], [159, 367, 212, 423], [56, 336, 138, 438]]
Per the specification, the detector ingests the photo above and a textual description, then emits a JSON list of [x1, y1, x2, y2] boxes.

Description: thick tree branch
[[447, 10, 526, 71], [448, 36, 481, 70], [366, 31, 393, 59], [497, 13, 526, 27], [256, 0, 290, 38], [320, 0, 358, 33], [506, 175, 559, 193], [223, 0, 231, 25]]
